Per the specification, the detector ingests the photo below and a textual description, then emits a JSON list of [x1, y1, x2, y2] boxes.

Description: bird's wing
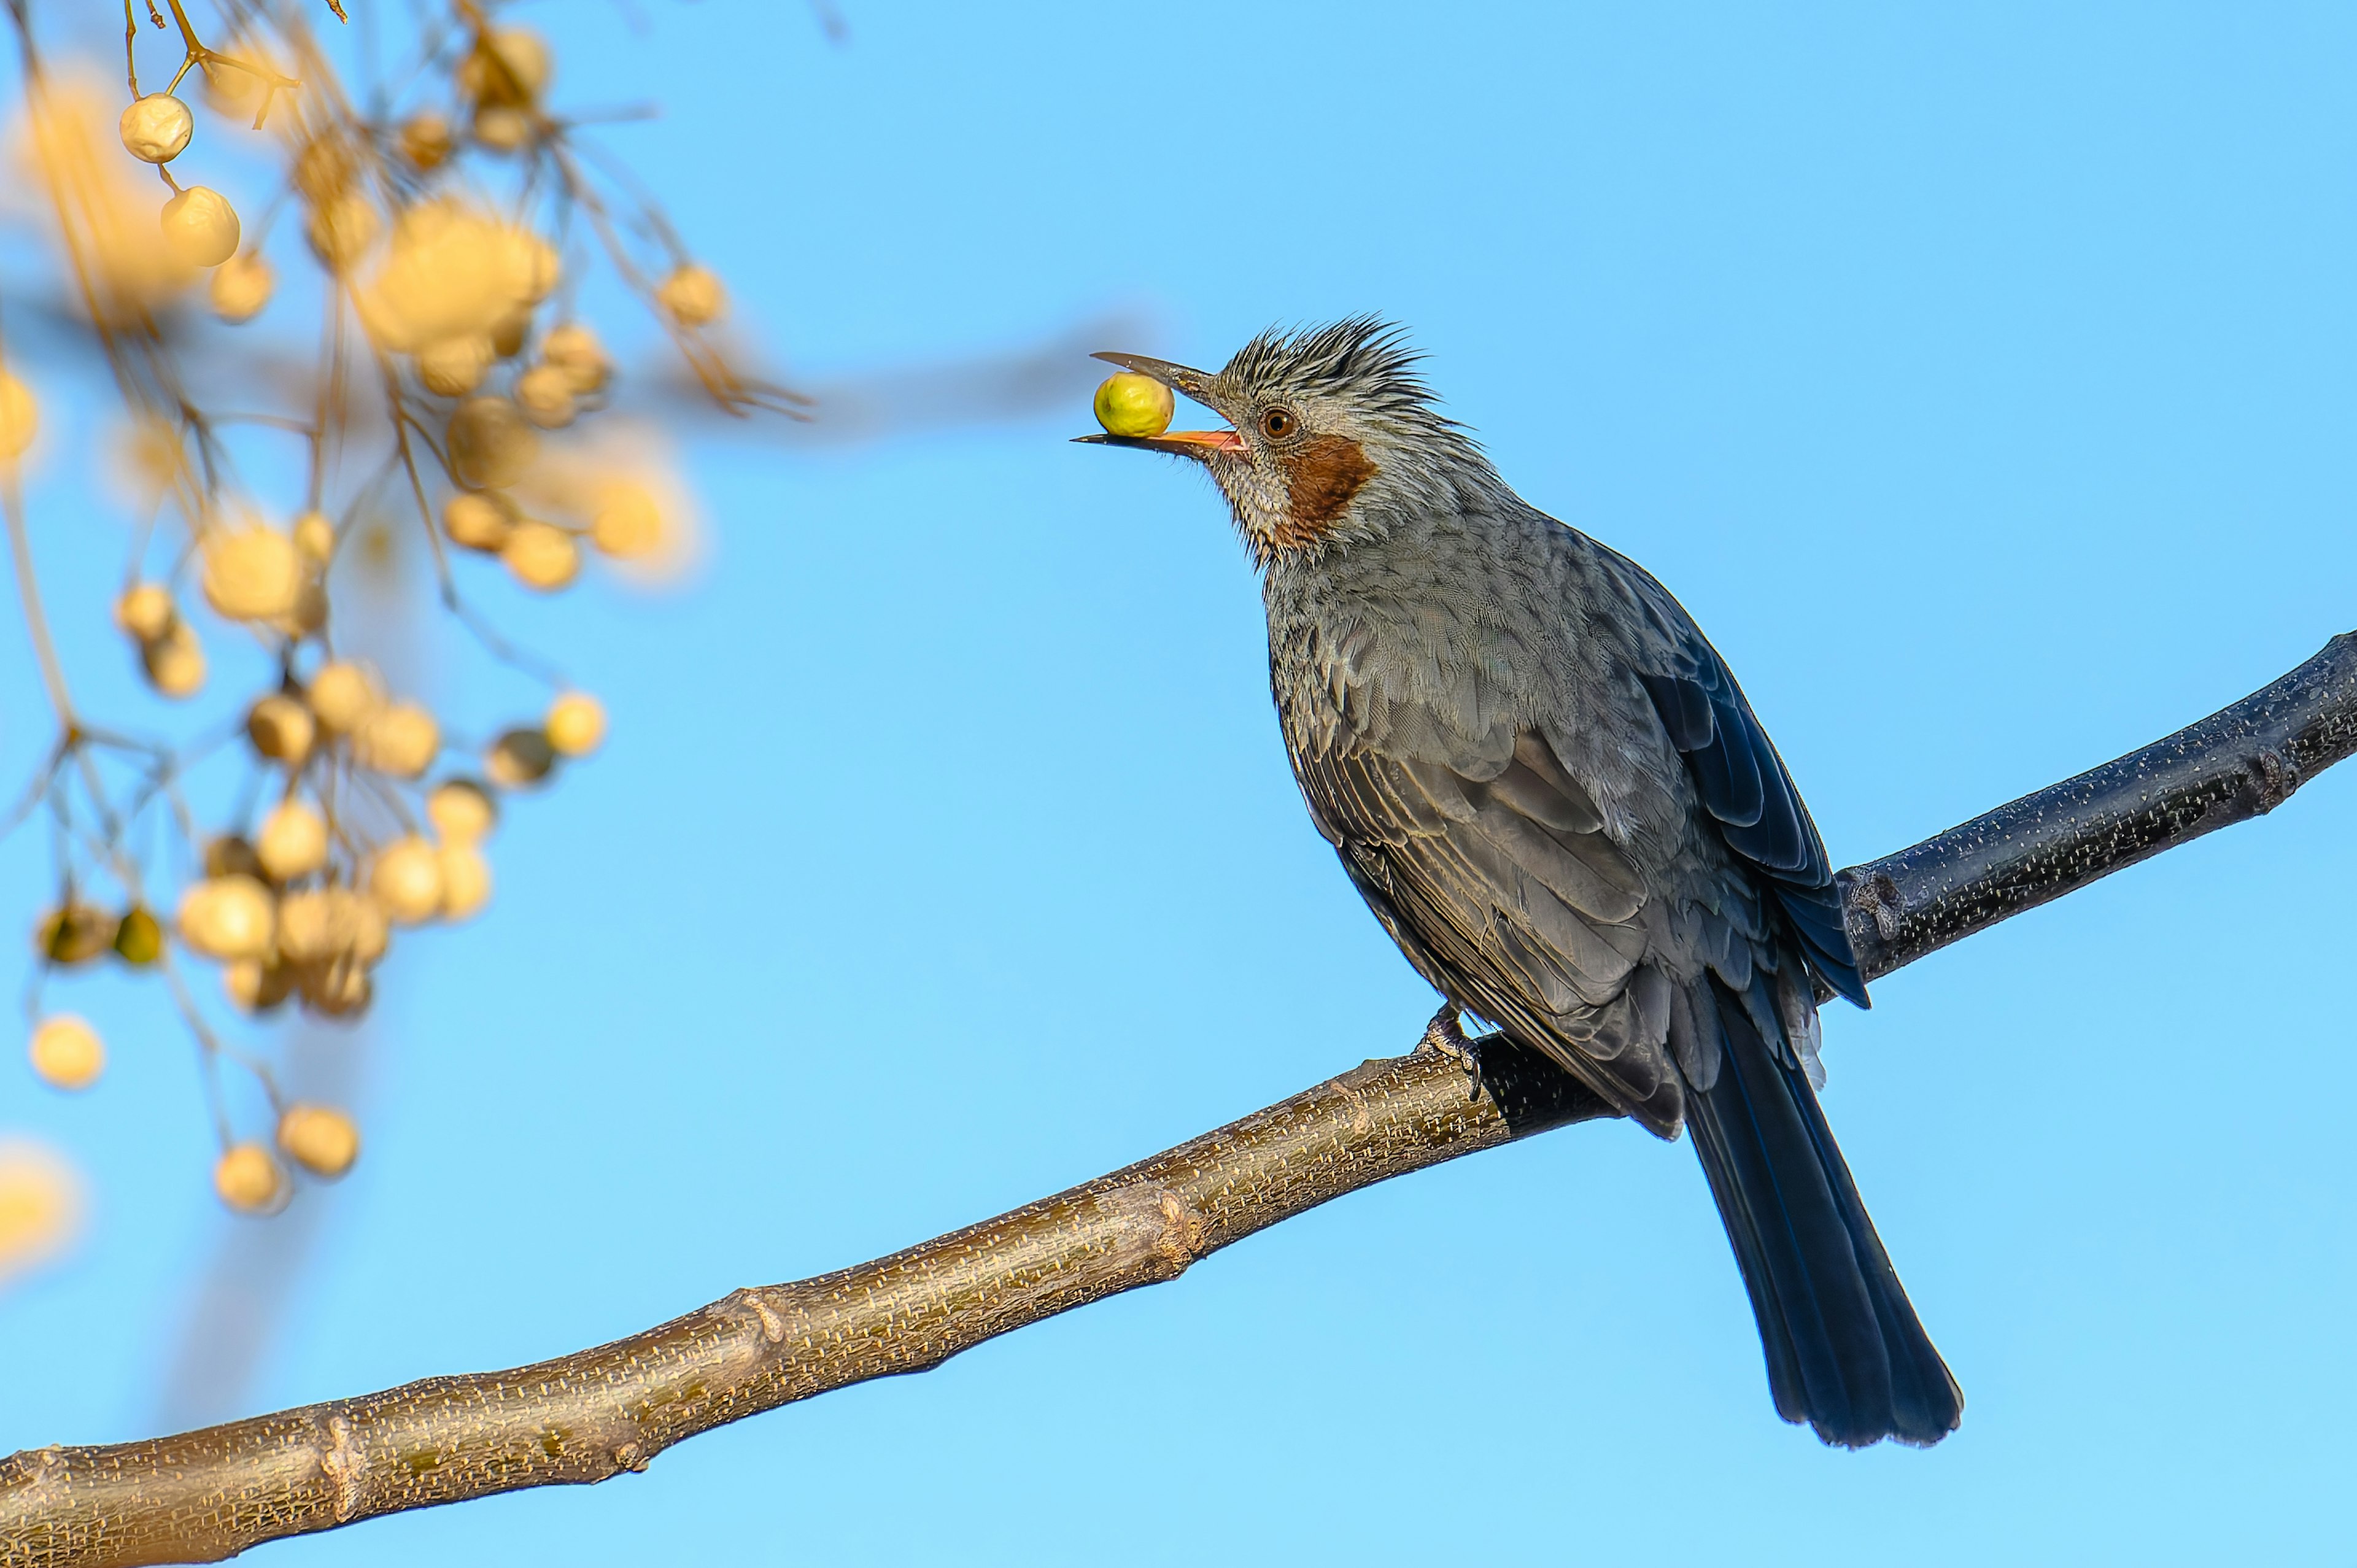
[[1293, 731, 1686, 1130], [1589, 545, 1868, 1006]]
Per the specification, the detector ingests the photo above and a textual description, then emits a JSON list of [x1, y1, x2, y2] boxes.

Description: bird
[[1079, 318, 1961, 1448]]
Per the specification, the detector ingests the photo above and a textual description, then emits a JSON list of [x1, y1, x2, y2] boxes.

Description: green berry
[[1094, 373, 1174, 439]]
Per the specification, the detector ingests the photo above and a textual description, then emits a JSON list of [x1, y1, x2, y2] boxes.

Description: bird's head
[[1078, 317, 1486, 568]]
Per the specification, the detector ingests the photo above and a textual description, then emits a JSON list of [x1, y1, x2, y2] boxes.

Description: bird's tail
[[1681, 978, 1962, 1447]]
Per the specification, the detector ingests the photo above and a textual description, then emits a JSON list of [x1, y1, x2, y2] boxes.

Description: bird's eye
[[1261, 407, 1297, 439]]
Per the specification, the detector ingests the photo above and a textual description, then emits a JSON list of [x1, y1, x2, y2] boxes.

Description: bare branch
[[4, 631, 2352, 1567], [1839, 631, 2357, 978]]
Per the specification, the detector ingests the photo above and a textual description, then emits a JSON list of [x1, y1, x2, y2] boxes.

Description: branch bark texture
[[1838, 631, 2357, 978], [6, 633, 2352, 1568]]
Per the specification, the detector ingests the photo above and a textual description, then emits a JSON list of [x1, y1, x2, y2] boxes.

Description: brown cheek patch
[[1276, 434, 1377, 548]]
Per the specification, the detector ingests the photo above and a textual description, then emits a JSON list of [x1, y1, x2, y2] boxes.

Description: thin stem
[[2, 476, 76, 723], [161, 951, 281, 1127]]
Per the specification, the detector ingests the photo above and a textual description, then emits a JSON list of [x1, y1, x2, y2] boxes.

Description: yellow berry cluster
[[2, 0, 789, 1219]]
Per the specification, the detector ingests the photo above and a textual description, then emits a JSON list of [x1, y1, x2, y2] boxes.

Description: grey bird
[[1081, 319, 1961, 1448]]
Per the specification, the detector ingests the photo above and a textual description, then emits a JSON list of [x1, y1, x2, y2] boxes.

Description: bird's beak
[[1072, 351, 1245, 457]]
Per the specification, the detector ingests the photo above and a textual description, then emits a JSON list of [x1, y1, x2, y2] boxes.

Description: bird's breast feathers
[[1264, 514, 1694, 855]]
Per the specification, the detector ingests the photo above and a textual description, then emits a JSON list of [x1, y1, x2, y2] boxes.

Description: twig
[[159, 0, 301, 125], [2, 477, 79, 724], [3, 631, 2352, 1567]]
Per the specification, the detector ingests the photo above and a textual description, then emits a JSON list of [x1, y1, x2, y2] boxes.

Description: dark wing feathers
[[1501, 732, 1605, 830], [1299, 738, 1681, 1129], [1396, 757, 1480, 822], [1611, 554, 1869, 1009], [1778, 881, 1868, 1004], [1640, 668, 1716, 752], [1469, 808, 1644, 925], [1687, 692, 1768, 831], [1483, 747, 1604, 835]]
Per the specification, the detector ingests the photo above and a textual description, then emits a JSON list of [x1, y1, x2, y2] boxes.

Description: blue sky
[[5, 2, 2356, 1562]]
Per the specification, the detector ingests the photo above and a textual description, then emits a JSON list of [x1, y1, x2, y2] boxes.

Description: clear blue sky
[[6, 2, 2356, 1562]]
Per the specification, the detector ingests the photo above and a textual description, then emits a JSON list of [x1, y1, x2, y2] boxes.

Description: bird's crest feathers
[[1223, 316, 1451, 430]]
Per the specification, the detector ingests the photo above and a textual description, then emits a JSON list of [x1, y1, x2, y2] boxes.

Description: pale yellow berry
[[36, 905, 113, 967], [115, 415, 181, 497], [657, 264, 727, 327], [437, 841, 492, 921], [298, 960, 373, 1019], [417, 335, 493, 398], [492, 29, 553, 96], [114, 582, 176, 642], [271, 892, 332, 963], [514, 363, 576, 429], [544, 691, 606, 756], [28, 1016, 104, 1092], [213, 1143, 286, 1213], [177, 874, 275, 960], [291, 134, 354, 202], [306, 661, 382, 734], [37, 905, 118, 964], [35, 905, 113, 967], [206, 251, 274, 323], [484, 727, 556, 789], [292, 511, 335, 566], [370, 836, 444, 924], [276, 887, 385, 965], [447, 396, 538, 489], [277, 1103, 360, 1179], [0, 373, 35, 461], [246, 694, 315, 763], [201, 523, 302, 622], [490, 306, 533, 361], [1093, 373, 1174, 439], [198, 55, 267, 120], [459, 28, 551, 104], [399, 112, 452, 171], [222, 957, 288, 1013], [590, 487, 661, 558], [161, 186, 240, 270], [256, 800, 330, 881], [349, 892, 389, 963], [541, 323, 608, 393], [471, 106, 533, 153], [441, 492, 514, 552], [306, 192, 379, 271], [204, 835, 263, 881], [427, 779, 498, 843], [118, 93, 193, 163], [354, 702, 440, 778], [0, 1140, 83, 1284], [37, 908, 111, 963], [501, 520, 579, 592], [281, 579, 327, 641], [141, 620, 206, 698]]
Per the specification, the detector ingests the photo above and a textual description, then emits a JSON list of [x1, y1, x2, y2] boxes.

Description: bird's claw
[[1416, 1005, 1485, 1102]]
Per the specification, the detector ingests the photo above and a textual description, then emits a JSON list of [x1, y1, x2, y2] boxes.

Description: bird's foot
[[1415, 1006, 1485, 1102]]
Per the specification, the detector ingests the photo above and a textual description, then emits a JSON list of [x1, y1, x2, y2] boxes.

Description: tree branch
[[6, 631, 2353, 1568], [1839, 631, 2357, 978]]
